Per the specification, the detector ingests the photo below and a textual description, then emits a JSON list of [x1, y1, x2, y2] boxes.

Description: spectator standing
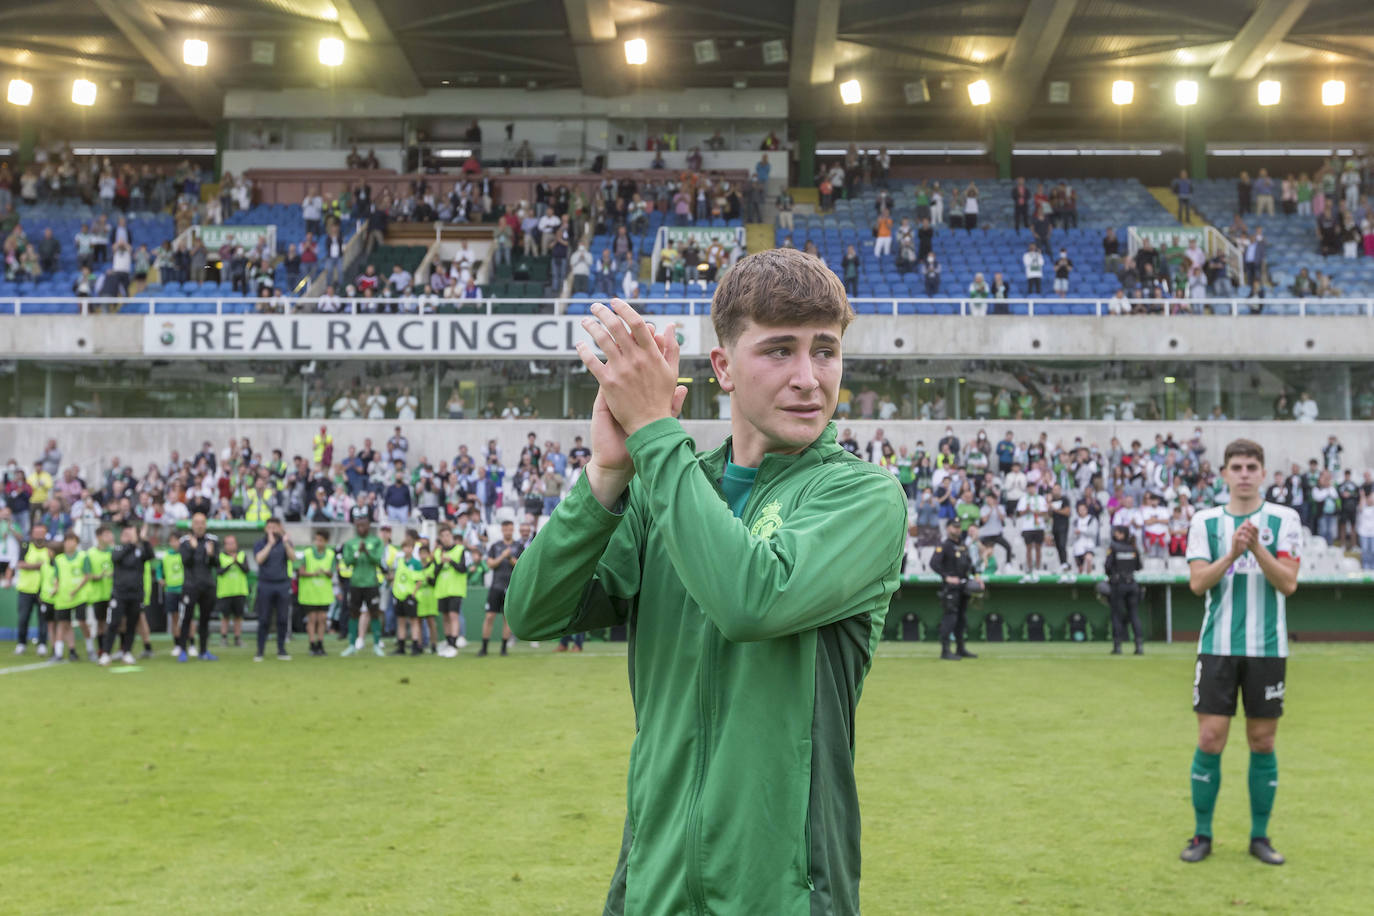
[[1022, 244, 1044, 295], [1053, 248, 1073, 297], [1171, 170, 1193, 222], [1293, 391, 1318, 423]]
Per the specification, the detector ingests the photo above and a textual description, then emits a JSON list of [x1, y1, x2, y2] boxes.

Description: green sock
[[370, 618, 382, 644], [1191, 748, 1222, 838], [346, 617, 358, 643], [1248, 751, 1278, 839]]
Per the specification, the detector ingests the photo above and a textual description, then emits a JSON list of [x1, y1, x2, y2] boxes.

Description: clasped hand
[[576, 299, 688, 438]]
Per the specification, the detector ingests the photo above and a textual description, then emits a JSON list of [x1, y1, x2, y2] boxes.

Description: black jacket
[[179, 532, 221, 590], [111, 540, 154, 596], [929, 536, 974, 585], [1104, 541, 1140, 584]]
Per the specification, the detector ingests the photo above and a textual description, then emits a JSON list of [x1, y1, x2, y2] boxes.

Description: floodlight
[[319, 37, 345, 67], [183, 39, 208, 67], [1257, 80, 1280, 106], [968, 79, 990, 106], [1111, 80, 1133, 105], [839, 79, 861, 105], [1174, 80, 1198, 106], [624, 38, 647, 66], [72, 79, 96, 106], [1322, 80, 1344, 106], [7, 79, 32, 106]]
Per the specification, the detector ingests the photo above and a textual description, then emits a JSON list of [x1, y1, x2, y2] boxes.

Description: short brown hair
[[710, 248, 854, 347], [1222, 438, 1265, 468]]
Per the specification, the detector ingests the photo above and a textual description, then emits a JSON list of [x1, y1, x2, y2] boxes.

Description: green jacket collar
[[700, 422, 843, 482]]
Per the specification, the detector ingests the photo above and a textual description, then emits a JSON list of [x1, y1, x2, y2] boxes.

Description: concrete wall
[[3, 419, 1372, 485], [4, 315, 1374, 361]]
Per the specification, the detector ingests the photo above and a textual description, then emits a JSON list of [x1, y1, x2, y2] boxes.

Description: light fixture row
[[837, 76, 1348, 108]]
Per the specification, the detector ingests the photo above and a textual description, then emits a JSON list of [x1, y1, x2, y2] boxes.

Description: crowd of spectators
[[853, 426, 1374, 574], [5, 428, 1373, 586], [0, 430, 589, 578]]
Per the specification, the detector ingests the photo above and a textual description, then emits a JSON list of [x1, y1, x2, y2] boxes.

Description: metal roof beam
[[1209, 0, 1313, 80]]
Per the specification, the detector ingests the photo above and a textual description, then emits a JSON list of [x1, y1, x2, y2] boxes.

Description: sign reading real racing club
[[144, 314, 704, 358]]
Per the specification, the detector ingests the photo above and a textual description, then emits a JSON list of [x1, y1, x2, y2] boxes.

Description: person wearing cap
[[930, 518, 978, 660], [1104, 524, 1143, 655]]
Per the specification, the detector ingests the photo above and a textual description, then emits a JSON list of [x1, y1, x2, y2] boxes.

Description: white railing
[[4, 296, 1374, 317]]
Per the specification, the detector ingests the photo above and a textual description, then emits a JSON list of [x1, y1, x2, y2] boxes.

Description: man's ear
[[709, 345, 734, 393]]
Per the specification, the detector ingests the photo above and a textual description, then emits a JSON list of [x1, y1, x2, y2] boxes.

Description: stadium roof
[[2, 0, 1373, 131]]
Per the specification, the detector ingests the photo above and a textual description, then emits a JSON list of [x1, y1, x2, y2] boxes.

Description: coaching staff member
[[177, 513, 219, 662], [931, 517, 978, 661], [253, 517, 295, 661], [508, 248, 907, 915], [99, 523, 153, 665]]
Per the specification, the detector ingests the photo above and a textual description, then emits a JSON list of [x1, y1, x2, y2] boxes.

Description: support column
[[1185, 119, 1207, 181], [214, 122, 228, 182], [796, 121, 816, 188], [18, 125, 38, 168], [993, 123, 1013, 180]]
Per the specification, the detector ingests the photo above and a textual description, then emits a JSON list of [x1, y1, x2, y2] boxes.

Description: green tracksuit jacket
[[506, 418, 906, 916]]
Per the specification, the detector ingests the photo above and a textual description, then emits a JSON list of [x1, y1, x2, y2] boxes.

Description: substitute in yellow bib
[[298, 530, 336, 657], [13, 521, 50, 655], [216, 535, 250, 648], [434, 524, 470, 657]]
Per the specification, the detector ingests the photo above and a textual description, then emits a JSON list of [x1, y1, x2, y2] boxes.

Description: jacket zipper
[[683, 469, 779, 915]]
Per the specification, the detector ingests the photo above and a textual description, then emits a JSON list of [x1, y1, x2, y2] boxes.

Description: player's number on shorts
[[1192, 659, 1202, 708]]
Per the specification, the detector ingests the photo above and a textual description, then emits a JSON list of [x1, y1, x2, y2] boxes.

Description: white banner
[[144, 314, 705, 358], [190, 224, 277, 252]]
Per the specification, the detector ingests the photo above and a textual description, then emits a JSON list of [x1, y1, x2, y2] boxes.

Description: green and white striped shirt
[[1186, 503, 1302, 658]]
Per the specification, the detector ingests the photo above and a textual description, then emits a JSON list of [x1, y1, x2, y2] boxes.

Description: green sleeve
[[625, 417, 907, 643], [83, 555, 92, 574], [505, 470, 645, 641]]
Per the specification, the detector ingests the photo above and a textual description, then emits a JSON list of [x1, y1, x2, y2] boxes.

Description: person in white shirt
[[1111, 494, 1144, 549], [1016, 483, 1049, 573], [364, 386, 387, 420], [569, 243, 594, 294], [1108, 288, 1131, 315], [1292, 391, 1318, 422], [1071, 503, 1100, 573], [302, 187, 324, 236], [1022, 243, 1044, 295], [395, 387, 418, 422], [1357, 490, 1374, 570], [1002, 462, 1027, 512], [388, 265, 412, 295], [878, 397, 899, 420], [537, 212, 561, 256], [621, 269, 639, 300], [1141, 492, 1171, 557], [316, 285, 342, 313], [332, 392, 360, 419]]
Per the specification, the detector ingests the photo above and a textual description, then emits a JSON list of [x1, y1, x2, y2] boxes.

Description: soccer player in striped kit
[[1181, 439, 1300, 867]]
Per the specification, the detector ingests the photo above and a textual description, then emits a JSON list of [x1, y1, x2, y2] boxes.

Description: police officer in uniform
[[1104, 524, 1144, 655], [930, 518, 978, 660]]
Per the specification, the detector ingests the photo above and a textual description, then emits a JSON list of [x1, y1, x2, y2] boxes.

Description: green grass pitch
[[3, 640, 1371, 914]]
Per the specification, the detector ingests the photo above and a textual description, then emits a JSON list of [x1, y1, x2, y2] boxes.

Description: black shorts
[[90, 600, 109, 621], [109, 594, 143, 622], [53, 606, 77, 623], [348, 585, 381, 616], [217, 596, 247, 618], [485, 588, 507, 616], [438, 596, 463, 616], [1022, 530, 1044, 544], [300, 603, 331, 615], [395, 597, 417, 618], [1193, 654, 1286, 718]]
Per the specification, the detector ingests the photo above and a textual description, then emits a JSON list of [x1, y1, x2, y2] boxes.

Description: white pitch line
[[0, 661, 59, 675]]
